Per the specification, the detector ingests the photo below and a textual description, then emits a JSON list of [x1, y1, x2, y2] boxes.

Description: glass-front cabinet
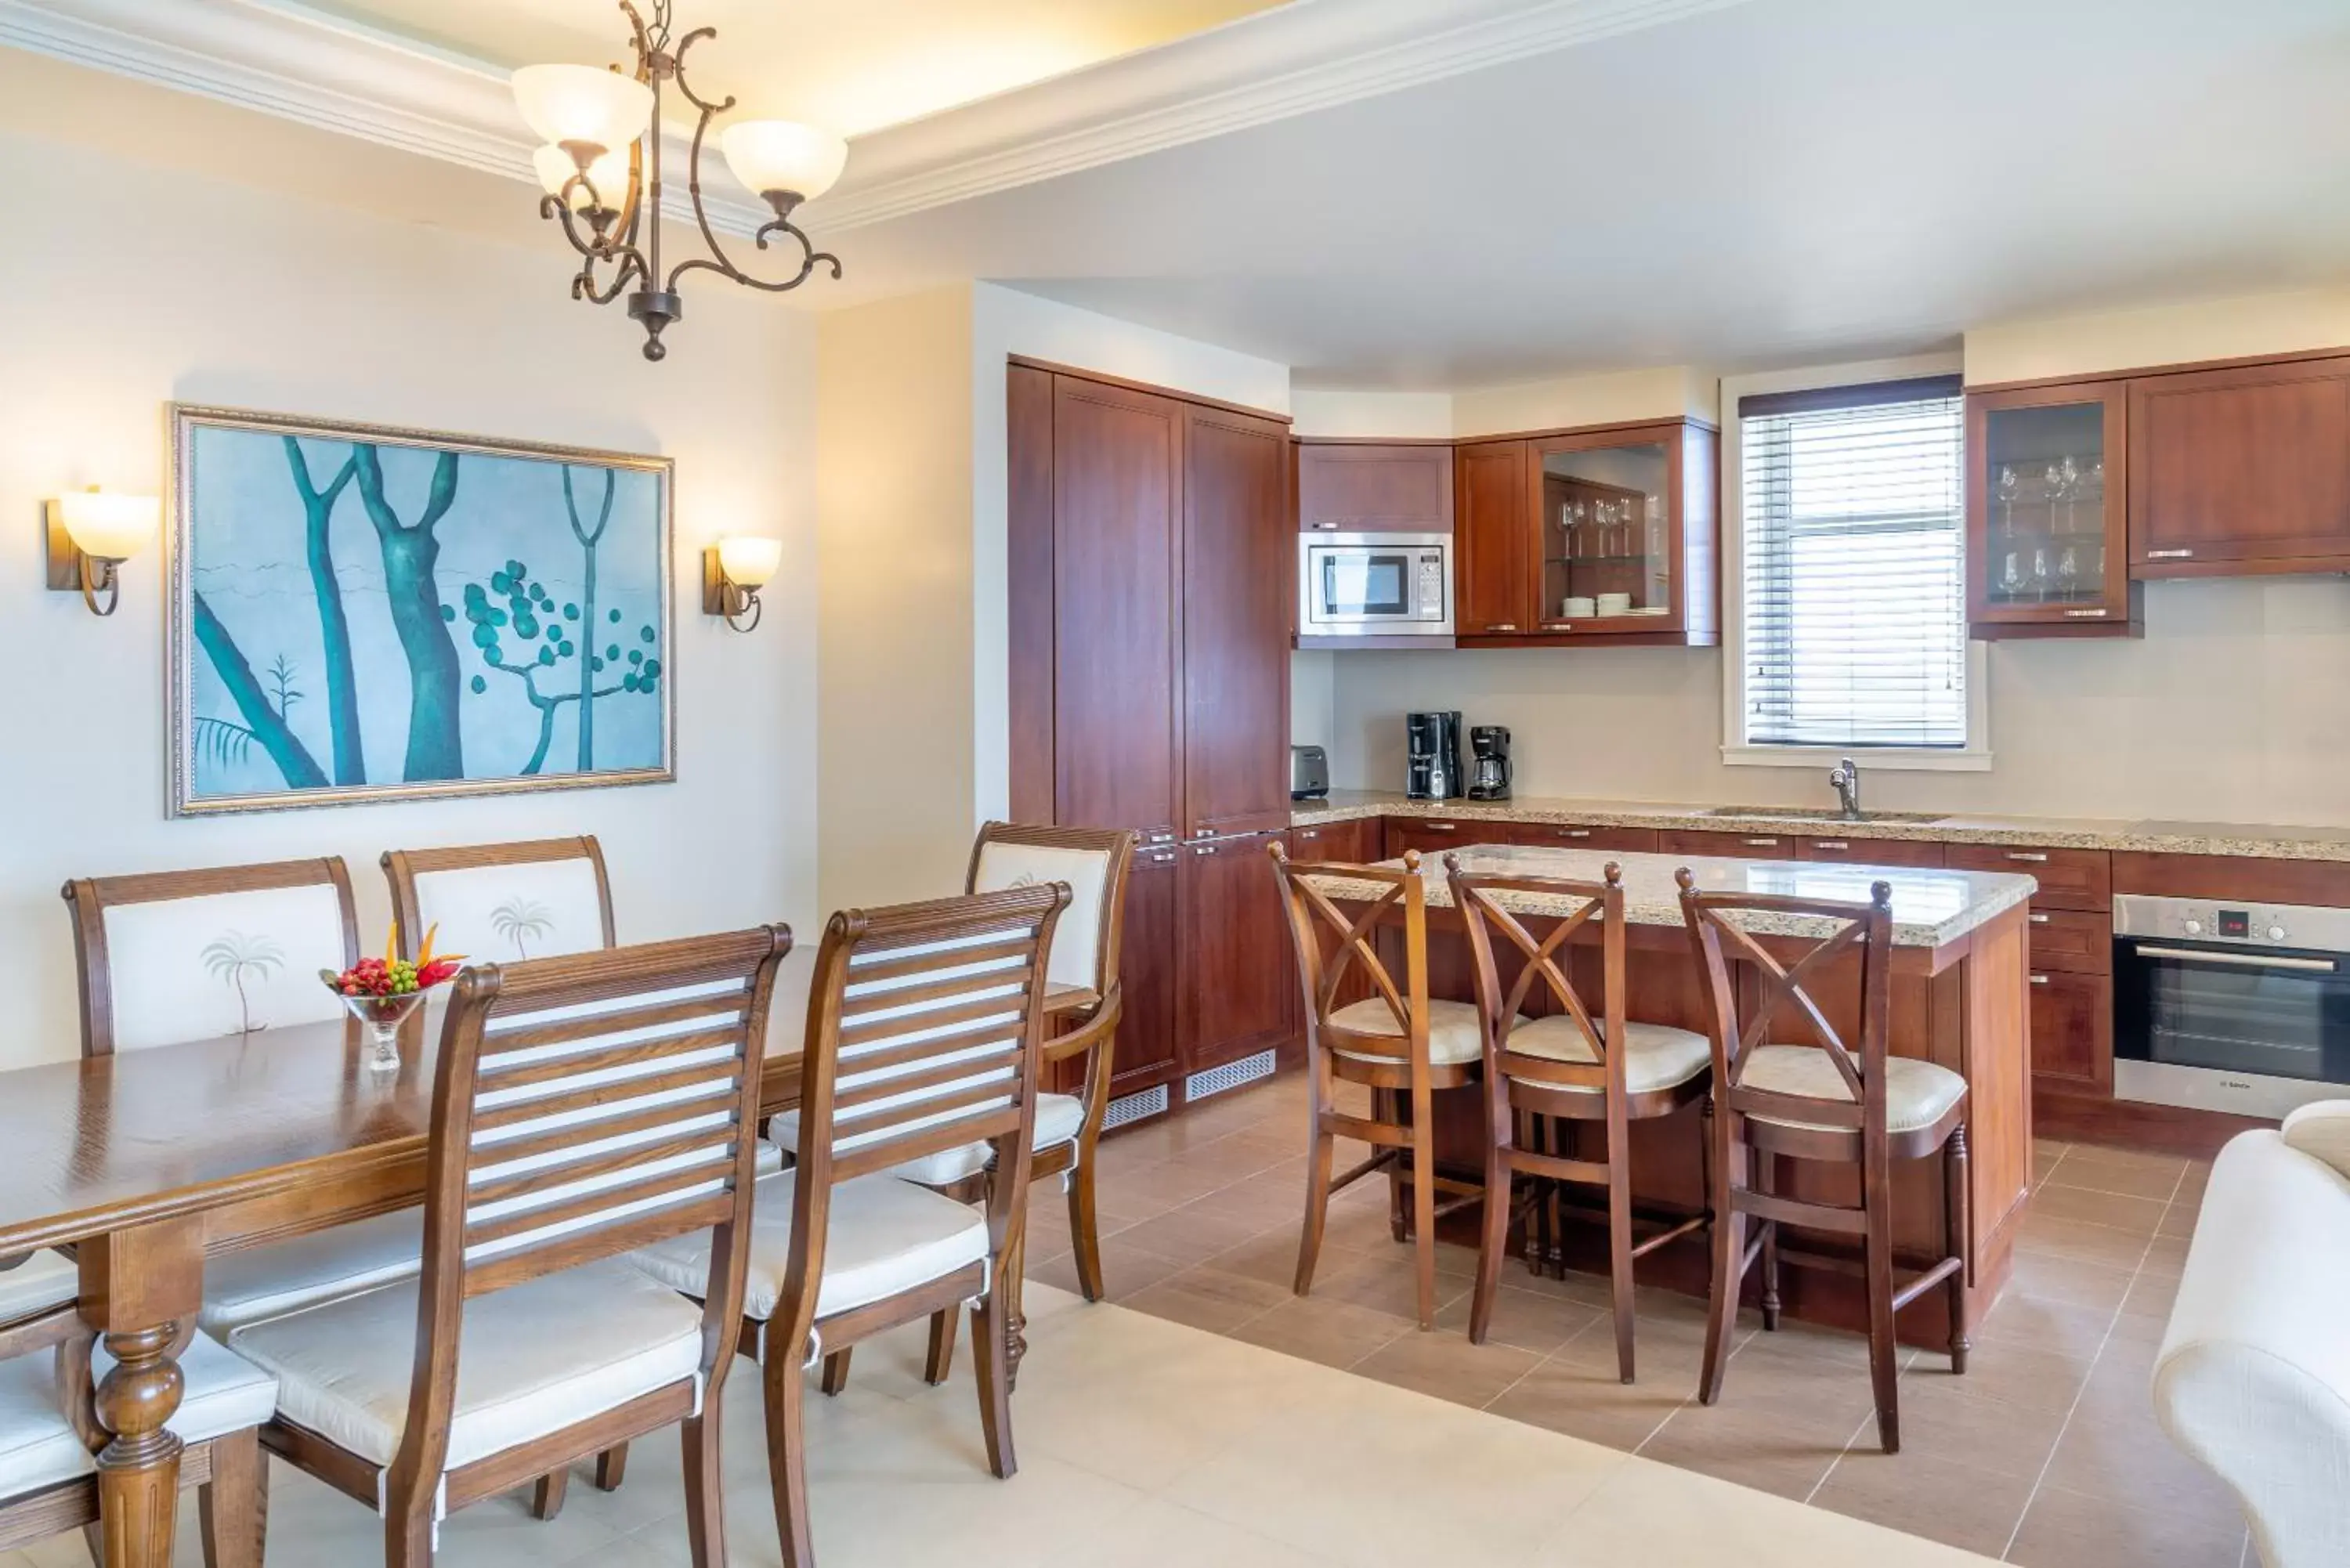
[[1538, 437, 1672, 629], [1965, 381, 2137, 637]]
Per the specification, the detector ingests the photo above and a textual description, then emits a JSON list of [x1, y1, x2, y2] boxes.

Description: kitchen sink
[[1696, 807, 1949, 826]]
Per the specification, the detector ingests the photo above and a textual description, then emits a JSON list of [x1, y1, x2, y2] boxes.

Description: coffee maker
[[1405, 711, 1463, 800], [1467, 725, 1512, 800]]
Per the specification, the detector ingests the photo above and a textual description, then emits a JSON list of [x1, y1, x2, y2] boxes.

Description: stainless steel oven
[[2113, 893, 2350, 1118], [1298, 532, 1453, 637]]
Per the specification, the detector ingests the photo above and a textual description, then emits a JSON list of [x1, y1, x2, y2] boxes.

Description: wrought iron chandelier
[[512, 1, 846, 361]]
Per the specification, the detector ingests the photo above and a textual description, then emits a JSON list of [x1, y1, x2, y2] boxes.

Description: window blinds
[[1740, 378, 1967, 750]]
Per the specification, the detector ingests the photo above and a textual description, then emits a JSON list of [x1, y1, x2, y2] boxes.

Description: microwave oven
[[1298, 532, 1453, 637]]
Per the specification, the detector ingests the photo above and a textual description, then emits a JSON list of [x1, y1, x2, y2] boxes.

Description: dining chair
[[1446, 858, 1712, 1379], [381, 836, 615, 964], [1676, 869, 1971, 1454], [0, 1293, 277, 1566], [58, 861, 425, 1337], [1269, 844, 1486, 1331], [627, 883, 1069, 1568], [226, 925, 793, 1567]]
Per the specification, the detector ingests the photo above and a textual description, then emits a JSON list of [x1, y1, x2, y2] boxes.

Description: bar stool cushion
[[228, 1259, 704, 1472], [1504, 1017, 1712, 1093], [1739, 1046, 1966, 1135], [767, 1094, 1084, 1187], [0, 1252, 78, 1323], [1328, 998, 1497, 1067], [196, 1209, 425, 1336], [0, 1333, 278, 1500], [627, 1170, 988, 1326]]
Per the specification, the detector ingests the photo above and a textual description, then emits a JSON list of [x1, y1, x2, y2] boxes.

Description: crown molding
[[0, 0, 1752, 236]]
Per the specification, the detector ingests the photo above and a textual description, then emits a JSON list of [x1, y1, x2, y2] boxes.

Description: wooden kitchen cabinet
[[1454, 439, 1531, 634], [1508, 822, 1662, 854], [1177, 830, 1295, 1075], [1944, 843, 2111, 910], [1796, 835, 1945, 868], [1296, 442, 1452, 533], [1289, 817, 1380, 864], [1518, 420, 1719, 646], [2029, 966, 2113, 1092], [1658, 827, 1803, 860], [1965, 380, 2138, 638], [2026, 906, 2112, 974], [1112, 846, 1183, 1093], [1184, 402, 1294, 839], [2130, 353, 2350, 575], [1383, 815, 1501, 858]]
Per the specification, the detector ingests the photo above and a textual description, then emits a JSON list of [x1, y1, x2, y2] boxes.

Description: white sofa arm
[[2154, 1130, 2350, 1568]]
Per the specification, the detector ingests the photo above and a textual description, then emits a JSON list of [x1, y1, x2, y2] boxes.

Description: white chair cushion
[[100, 883, 350, 1051], [409, 858, 608, 965], [228, 1259, 703, 1472], [1737, 1045, 1966, 1135], [0, 1333, 277, 1501], [1504, 1017, 1713, 1094], [2282, 1100, 2350, 1181], [973, 842, 1110, 995], [196, 1209, 424, 1336], [0, 1252, 78, 1323], [1327, 998, 1496, 1067], [627, 1171, 987, 1326], [768, 1095, 1083, 1187]]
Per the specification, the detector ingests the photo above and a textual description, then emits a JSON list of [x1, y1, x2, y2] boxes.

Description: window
[[1738, 376, 1967, 750]]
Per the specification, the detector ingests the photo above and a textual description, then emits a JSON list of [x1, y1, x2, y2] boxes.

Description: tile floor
[[3, 1281, 2004, 1568], [1028, 1070, 2248, 1568]]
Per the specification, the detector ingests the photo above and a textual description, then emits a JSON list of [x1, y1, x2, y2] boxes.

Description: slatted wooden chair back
[[1676, 870, 1895, 1145], [1267, 844, 1429, 1074], [399, 926, 793, 1487], [776, 885, 1068, 1350], [1446, 859, 1625, 1098], [60, 858, 360, 1056]]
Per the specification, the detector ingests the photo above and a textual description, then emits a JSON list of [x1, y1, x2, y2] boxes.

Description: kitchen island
[[1301, 841, 2039, 1346]]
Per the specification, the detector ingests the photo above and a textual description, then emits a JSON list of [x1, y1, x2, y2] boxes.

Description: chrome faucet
[[1828, 757, 1862, 821]]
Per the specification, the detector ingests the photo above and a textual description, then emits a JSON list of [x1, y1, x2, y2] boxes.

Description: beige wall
[[1965, 288, 2350, 385], [0, 122, 820, 1070]]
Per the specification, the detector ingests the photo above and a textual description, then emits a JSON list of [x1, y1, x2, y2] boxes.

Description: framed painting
[[167, 405, 675, 816]]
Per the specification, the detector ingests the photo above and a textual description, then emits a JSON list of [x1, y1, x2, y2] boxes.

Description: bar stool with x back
[[1676, 869, 1972, 1453]]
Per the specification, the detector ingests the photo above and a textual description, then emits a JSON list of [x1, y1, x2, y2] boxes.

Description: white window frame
[[1719, 352, 1990, 771]]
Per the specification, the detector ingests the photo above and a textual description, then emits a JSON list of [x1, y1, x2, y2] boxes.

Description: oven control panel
[[2114, 893, 2350, 954]]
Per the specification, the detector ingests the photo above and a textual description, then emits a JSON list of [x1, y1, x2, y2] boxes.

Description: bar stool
[[1676, 870, 1971, 1454], [1446, 858, 1712, 1380], [1269, 844, 1486, 1331]]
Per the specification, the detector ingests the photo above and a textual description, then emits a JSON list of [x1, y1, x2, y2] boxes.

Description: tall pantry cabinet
[[1007, 360, 1296, 1111]]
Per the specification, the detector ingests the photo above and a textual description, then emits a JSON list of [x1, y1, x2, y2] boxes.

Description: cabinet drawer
[[1944, 843, 2111, 909], [1795, 836, 1944, 868], [2028, 967, 2113, 1091], [1383, 816, 1506, 858], [1288, 818, 1379, 866], [1659, 828, 1802, 859], [1509, 822, 1662, 854], [2026, 907, 2111, 974]]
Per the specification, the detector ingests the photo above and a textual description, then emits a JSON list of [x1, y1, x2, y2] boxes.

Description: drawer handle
[[1423, 822, 1457, 832], [1300, 830, 1320, 840], [1192, 845, 1218, 856], [1813, 840, 1849, 851], [2007, 852, 2049, 863], [2030, 974, 2049, 985], [1742, 837, 1781, 847], [1563, 829, 1592, 839], [2030, 912, 2049, 925], [1312, 522, 1340, 529], [2146, 547, 2195, 560], [2063, 609, 2108, 619], [1487, 623, 1519, 632], [1147, 832, 1174, 844], [2135, 946, 2337, 973]]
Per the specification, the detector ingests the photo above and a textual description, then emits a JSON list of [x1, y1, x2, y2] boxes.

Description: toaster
[[1289, 745, 1330, 800]]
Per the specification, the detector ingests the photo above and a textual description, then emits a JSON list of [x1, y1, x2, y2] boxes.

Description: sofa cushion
[[2281, 1100, 2350, 1183]]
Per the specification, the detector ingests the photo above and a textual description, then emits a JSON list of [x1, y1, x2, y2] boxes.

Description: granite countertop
[[1291, 789, 2350, 863], [1299, 844, 2037, 948]]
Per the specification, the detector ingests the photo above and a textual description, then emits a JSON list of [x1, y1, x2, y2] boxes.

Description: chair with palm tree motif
[[381, 837, 616, 967], [56, 860, 428, 1401]]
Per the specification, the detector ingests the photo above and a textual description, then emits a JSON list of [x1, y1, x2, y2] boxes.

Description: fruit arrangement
[[321, 924, 465, 999]]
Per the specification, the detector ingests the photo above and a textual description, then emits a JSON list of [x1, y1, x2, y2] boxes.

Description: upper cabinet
[[1455, 419, 1719, 647], [1965, 381, 2138, 638], [1296, 442, 1453, 533], [2129, 354, 2350, 576]]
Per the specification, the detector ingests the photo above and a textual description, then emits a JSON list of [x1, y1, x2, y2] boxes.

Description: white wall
[[1965, 288, 2350, 386], [0, 126, 819, 1069]]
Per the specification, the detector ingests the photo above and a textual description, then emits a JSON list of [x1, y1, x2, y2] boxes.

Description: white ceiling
[[309, 0, 1285, 135], [818, 0, 2350, 386]]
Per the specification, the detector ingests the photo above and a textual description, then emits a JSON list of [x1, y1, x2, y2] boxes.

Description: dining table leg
[[80, 1217, 203, 1568]]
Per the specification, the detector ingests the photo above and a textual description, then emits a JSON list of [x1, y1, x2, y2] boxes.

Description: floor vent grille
[[1184, 1049, 1278, 1104], [1101, 1084, 1170, 1133]]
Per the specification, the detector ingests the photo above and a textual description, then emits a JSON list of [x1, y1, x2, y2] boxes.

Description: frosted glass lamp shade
[[512, 64, 653, 154], [58, 490, 157, 561], [720, 121, 847, 204], [716, 535, 783, 590], [532, 143, 632, 212]]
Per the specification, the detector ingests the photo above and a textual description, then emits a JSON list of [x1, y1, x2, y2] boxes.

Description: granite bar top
[[1300, 844, 2037, 948], [1292, 789, 2350, 863]]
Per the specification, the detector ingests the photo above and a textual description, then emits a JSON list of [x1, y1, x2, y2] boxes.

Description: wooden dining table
[[0, 951, 1095, 1568]]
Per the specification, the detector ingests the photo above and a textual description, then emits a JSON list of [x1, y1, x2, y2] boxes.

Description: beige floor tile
[[2005, 1482, 2247, 1568], [1350, 1324, 1544, 1407], [1084, 1498, 1347, 1567]]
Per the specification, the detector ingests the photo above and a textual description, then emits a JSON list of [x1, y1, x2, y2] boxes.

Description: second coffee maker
[[1405, 711, 1464, 800]]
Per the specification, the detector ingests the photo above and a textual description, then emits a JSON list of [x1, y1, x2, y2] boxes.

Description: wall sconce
[[703, 535, 782, 632], [45, 487, 158, 617]]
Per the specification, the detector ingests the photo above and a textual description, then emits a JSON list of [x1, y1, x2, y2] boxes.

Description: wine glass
[[2043, 461, 2066, 537], [2057, 545, 2080, 599], [2001, 551, 2023, 597], [1997, 465, 2019, 539], [2059, 456, 2081, 534], [2031, 546, 2051, 602]]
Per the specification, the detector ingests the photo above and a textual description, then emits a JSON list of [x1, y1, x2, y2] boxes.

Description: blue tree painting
[[172, 409, 671, 815]]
